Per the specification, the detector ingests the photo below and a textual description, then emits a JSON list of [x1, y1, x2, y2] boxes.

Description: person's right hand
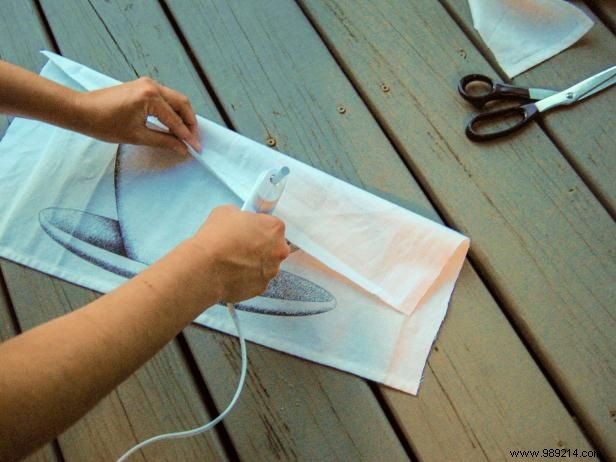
[[187, 205, 291, 303]]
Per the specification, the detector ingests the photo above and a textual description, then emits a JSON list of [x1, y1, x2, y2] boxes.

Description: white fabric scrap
[[468, 0, 594, 78]]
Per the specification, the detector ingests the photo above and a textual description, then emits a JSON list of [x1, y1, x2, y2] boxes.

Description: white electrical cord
[[116, 303, 247, 462], [116, 165, 287, 461]]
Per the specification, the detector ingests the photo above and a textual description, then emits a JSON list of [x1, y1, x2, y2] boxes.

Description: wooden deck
[[1, 1, 614, 460]]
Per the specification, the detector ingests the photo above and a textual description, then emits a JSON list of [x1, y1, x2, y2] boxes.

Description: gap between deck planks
[[165, 0, 598, 459], [299, 0, 615, 458], [36, 0, 410, 460], [0, 1, 229, 461]]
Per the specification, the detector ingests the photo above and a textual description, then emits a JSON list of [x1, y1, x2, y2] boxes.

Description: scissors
[[458, 66, 616, 141]]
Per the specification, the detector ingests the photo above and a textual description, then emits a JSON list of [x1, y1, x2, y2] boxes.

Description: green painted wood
[[299, 0, 616, 458], [166, 0, 596, 460], [2, 261, 228, 462], [37, 0, 410, 459], [444, 0, 616, 217], [0, 268, 61, 462]]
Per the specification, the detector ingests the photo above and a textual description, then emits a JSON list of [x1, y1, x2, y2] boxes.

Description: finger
[[263, 262, 281, 281], [157, 85, 197, 130], [137, 128, 188, 155], [281, 241, 291, 259], [263, 215, 286, 236], [150, 97, 197, 151], [157, 85, 200, 148]]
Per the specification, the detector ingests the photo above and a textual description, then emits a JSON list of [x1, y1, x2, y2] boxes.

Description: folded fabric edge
[[401, 236, 469, 312], [355, 222, 470, 316], [42, 51, 121, 89], [39, 54, 89, 93], [383, 238, 470, 395]]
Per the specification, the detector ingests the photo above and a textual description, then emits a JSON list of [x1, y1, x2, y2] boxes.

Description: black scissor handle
[[458, 74, 531, 108], [465, 102, 539, 142]]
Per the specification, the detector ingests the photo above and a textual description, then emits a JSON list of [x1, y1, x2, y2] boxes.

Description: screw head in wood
[[266, 136, 277, 147]]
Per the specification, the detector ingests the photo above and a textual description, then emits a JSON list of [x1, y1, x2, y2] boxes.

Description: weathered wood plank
[[0, 269, 61, 462], [42, 0, 219, 119], [444, 0, 616, 216], [37, 0, 410, 459], [0, 1, 51, 67], [167, 0, 596, 460], [299, 0, 616, 457], [0, 0, 52, 138]]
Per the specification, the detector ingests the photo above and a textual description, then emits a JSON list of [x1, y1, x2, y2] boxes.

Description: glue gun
[[242, 167, 290, 214]]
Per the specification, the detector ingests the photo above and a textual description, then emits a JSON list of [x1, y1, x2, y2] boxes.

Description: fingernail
[[192, 138, 202, 152]]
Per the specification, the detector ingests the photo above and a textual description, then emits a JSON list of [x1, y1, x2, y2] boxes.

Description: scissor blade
[[577, 73, 616, 102], [536, 65, 616, 112], [528, 88, 558, 100]]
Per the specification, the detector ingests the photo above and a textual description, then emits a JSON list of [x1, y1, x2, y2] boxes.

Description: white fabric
[[0, 53, 469, 394], [468, 0, 594, 78]]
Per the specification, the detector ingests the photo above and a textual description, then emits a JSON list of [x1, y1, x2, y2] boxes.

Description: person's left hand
[[74, 77, 200, 155]]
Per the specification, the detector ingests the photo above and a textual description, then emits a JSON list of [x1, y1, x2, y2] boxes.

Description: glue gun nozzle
[[270, 166, 290, 185]]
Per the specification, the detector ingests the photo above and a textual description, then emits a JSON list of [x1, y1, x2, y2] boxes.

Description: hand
[[74, 77, 200, 155], [187, 205, 291, 303]]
